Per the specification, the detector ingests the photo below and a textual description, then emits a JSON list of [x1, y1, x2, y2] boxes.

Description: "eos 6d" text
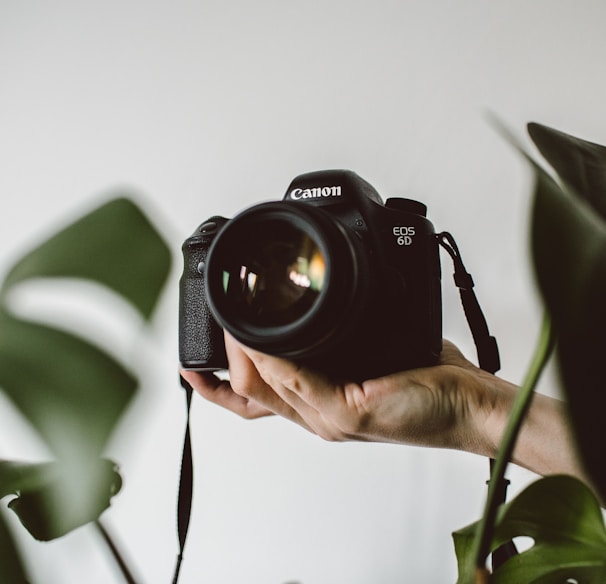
[[393, 226, 415, 246]]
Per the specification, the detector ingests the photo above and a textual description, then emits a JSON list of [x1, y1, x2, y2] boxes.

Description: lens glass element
[[221, 223, 326, 327]]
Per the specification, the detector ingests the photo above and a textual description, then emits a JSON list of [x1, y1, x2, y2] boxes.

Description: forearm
[[474, 372, 588, 482]]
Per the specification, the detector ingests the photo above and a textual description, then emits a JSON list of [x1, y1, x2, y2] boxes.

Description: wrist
[[460, 368, 588, 482], [452, 367, 517, 461]]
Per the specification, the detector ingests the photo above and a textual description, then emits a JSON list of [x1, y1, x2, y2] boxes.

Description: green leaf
[[0, 195, 170, 551], [454, 476, 606, 583], [0, 312, 136, 461], [0, 195, 172, 461], [1, 458, 122, 541], [528, 122, 606, 221], [528, 125, 606, 502], [1, 196, 172, 320], [0, 508, 29, 582]]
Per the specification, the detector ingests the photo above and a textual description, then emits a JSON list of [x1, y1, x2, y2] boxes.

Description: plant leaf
[[528, 122, 606, 221], [0, 312, 137, 460], [528, 126, 606, 501], [453, 476, 606, 583], [0, 508, 29, 582], [0, 195, 170, 550], [1, 196, 172, 320], [1, 458, 122, 541]]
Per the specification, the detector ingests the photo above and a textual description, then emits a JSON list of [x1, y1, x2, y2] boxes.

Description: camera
[[179, 170, 442, 380]]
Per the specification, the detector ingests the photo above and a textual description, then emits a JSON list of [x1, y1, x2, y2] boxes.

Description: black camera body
[[179, 170, 442, 380]]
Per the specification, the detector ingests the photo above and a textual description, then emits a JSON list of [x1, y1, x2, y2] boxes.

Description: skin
[[181, 334, 589, 484]]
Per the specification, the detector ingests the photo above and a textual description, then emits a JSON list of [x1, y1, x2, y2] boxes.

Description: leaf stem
[[468, 311, 555, 579], [95, 519, 139, 584]]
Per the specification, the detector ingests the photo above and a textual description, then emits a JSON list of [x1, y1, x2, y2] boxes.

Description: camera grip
[[179, 249, 228, 371]]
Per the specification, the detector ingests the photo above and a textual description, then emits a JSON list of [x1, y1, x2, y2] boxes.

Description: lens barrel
[[205, 202, 370, 361]]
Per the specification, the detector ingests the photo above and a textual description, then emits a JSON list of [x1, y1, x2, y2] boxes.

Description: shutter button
[[198, 221, 218, 234], [385, 198, 427, 217]]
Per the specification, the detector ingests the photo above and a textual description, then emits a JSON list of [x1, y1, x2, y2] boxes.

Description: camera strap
[[438, 231, 518, 569], [172, 374, 194, 584], [437, 232, 500, 374]]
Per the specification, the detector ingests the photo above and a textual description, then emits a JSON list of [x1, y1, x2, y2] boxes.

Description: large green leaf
[[0, 312, 136, 461], [0, 459, 121, 541], [527, 125, 606, 501], [0, 195, 172, 460], [0, 195, 171, 550], [454, 476, 606, 583], [528, 122, 606, 220], [1, 196, 171, 320]]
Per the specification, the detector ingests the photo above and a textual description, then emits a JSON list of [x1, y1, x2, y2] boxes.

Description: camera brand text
[[289, 186, 342, 200], [393, 226, 415, 246]]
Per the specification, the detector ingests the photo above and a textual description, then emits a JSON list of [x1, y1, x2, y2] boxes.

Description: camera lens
[[205, 201, 370, 359], [223, 223, 325, 326]]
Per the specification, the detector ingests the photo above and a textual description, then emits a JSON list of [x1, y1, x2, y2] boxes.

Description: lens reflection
[[222, 224, 325, 326]]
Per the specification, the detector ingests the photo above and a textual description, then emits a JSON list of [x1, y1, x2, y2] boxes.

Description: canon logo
[[289, 185, 342, 200]]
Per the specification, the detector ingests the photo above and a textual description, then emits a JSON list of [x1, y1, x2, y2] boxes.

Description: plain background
[[1, 1, 606, 582]]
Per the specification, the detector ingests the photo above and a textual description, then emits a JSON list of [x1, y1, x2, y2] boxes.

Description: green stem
[[468, 312, 555, 580], [95, 519, 139, 584]]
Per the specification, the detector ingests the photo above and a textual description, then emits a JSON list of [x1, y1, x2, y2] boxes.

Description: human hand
[[180, 334, 505, 454]]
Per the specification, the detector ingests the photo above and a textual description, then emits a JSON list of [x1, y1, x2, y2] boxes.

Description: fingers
[[238, 341, 471, 446], [224, 335, 318, 432], [183, 334, 318, 434], [237, 344, 335, 409], [180, 369, 273, 420], [235, 344, 335, 415], [234, 343, 369, 441]]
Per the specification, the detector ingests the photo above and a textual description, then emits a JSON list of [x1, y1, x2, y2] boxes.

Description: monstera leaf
[[0, 459, 121, 541], [454, 475, 606, 583], [0, 313, 137, 463], [1, 196, 170, 319], [527, 123, 606, 502], [0, 196, 171, 462], [0, 196, 170, 557]]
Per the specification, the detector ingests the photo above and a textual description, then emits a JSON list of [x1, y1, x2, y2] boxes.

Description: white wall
[[1, 1, 605, 582]]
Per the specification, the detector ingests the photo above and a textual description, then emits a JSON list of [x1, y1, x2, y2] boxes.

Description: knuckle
[[240, 409, 259, 421], [229, 376, 252, 398], [337, 412, 371, 438], [314, 420, 348, 442], [319, 431, 344, 443], [308, 420, 342, 442], [275, 365, 305, 394]]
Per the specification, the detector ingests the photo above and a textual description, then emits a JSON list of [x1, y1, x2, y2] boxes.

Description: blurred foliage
[[0, 196, 171, 579], [455, 122, 606, 582], [1, 459, 122, 541], [454, 475, 606, 584], [528, 123, 606, 500], [455, 476, 606, 583]]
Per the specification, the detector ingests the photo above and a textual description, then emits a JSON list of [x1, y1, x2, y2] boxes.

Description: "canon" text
[[289, 186, 342, 200]]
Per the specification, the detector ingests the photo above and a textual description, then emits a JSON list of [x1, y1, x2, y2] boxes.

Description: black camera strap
[[172, 374, 194, 584], [437, 232, 500, 374], [438, 231, 518, 569]]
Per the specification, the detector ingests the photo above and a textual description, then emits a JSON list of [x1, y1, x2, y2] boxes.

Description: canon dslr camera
[[179, 170, 442, 380]]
